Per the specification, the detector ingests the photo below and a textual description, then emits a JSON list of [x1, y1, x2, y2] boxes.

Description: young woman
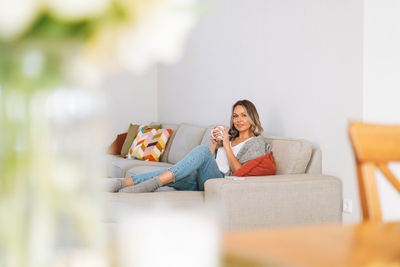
[[105, 99, 266, 193]]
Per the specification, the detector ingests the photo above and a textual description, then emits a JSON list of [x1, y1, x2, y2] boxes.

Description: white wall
[[102, 67, 158, 142], [158, 0, 364, 223], [364, 0, 400, 221]]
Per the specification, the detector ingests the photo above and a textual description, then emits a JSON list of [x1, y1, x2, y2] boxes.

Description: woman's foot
[[103, 178, 133, 192], [118, 176, 162, 193]]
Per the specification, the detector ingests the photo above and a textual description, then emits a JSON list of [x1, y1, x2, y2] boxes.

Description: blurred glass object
[[116, 206, 221, 267], [1, 86, 108, 266]]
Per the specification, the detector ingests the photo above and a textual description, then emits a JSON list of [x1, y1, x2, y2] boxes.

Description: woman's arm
[[210, 142, 219, 155], [220, 126, 242, 173], [209, 127, 221, 155]]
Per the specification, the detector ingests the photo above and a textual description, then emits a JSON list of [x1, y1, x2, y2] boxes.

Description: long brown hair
[[228, 99, 264, 140]]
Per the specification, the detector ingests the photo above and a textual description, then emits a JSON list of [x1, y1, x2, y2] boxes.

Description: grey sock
[[103, 178, 125, 192], [118, 176, 163, 193]]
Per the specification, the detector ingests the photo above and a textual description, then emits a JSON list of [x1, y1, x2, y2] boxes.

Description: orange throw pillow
[[108, 132, 128, 155], [232, 152, 277, 177]]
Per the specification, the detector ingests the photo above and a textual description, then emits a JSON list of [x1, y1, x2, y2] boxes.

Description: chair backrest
[[349, 122, 400, 222]]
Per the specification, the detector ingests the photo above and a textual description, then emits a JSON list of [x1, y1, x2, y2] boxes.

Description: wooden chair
[[349, 122, 400, 222]]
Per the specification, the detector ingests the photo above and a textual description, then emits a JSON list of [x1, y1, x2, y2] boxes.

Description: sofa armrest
[[204, 174, 342, 230]]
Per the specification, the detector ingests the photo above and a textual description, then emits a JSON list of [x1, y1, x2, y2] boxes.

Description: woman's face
[[232, 105, 252, 133]]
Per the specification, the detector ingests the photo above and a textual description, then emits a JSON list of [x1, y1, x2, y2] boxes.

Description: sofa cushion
[[200, 125, 214, 148], [167, 123, 206, 164], [108, 156, 172, 177], [263, 137, 313, 174], [159, 123, 180, 163], [120, 124, 140, 157], [305, 147, 322, 174], [128, 125, 172, 162], [108, 132, 127, 155], [232, 152, 276, 177]]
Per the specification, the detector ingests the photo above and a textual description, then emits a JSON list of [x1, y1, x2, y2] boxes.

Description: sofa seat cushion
[[263, 137, 313, 174], [167, 123, 206, 164], [104, 154, 123, 176], [104, 153, 123, 163], [103, 191, 204, 222], [108, 156, 172, 177]]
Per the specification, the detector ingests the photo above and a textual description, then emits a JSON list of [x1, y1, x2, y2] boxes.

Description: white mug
[[210, 126, 224, 140]]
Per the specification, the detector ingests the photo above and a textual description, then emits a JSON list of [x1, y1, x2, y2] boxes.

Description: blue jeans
[[130, 145, 225, 191]]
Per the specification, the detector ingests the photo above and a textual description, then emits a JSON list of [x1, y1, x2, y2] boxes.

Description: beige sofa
[[104, 123, 342, 230]]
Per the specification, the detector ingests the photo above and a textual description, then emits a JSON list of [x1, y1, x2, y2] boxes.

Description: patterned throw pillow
[[127, 125, 172, 162]]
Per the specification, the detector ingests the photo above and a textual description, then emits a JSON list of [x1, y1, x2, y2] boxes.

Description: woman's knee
[[194, 145, 213, 157]]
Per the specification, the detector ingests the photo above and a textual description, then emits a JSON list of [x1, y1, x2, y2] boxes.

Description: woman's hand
[[209, 126, 222, 154], [220, 126, 230, 148], [209, 136, 218, 145], [210, 126, 221, 145]]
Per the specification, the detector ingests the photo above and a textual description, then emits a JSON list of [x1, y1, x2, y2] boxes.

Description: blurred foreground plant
[[0, 0, 198, 89], [0, 0, 197, 266]]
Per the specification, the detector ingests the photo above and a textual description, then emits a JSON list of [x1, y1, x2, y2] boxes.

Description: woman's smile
[[233, 105, 252, 133]]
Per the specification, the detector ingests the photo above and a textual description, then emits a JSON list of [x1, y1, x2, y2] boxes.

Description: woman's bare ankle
[[124, 177, 133, 186], [158, 170, 174, 185]]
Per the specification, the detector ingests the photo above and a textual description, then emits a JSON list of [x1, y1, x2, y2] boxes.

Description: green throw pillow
[[149, 122, 162, 128], [120, 124, 140, 157]]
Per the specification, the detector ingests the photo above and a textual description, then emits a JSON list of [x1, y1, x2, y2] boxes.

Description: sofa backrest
[[263, 136, 315, 175], [200, 125, 214, 148], [162, 123, 206, 164], [159, 123, 180, 163], [158, 122, 321, 175], [305, 147, 322, 174]]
